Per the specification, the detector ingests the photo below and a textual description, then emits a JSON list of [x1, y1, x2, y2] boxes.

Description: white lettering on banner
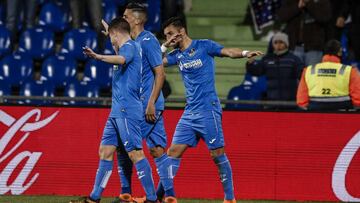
[[0, 109, 59, 195], [332, 130, 360, 202]]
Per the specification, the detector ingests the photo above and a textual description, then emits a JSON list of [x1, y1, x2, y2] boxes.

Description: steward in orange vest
[[297, 40, 360, 110]]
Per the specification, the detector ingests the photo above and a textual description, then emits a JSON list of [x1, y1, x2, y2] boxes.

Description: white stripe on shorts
[[211, 111, 219, 134], [124, 118, 130, 135]]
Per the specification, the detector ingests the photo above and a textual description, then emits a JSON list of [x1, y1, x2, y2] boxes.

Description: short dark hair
[[126, 2, 147, 15], [162, 16, 187, 31], [108, 17, 130, 34], [324, 39, 342, 56]]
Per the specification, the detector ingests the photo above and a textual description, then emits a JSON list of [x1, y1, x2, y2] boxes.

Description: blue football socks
[[156, 156, 181, 198], [117, 151, 133, 194], [214, 154, 234, 200], [90, 160, 113, 200], [135, 158, 157, 201], [155, 153, 175, 197]]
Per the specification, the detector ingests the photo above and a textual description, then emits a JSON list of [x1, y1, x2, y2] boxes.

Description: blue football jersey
[[110, 40, 143, 119], [166, 39, 224, 112], [135, 30, 165, 111]]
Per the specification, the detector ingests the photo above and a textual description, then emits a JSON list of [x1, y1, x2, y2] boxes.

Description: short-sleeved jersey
[[135, 30, 165, 111], [166, 39, 224, 112], [110, 40, 143, 119]]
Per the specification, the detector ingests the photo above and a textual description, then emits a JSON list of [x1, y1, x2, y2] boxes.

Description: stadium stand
[[18, 27, 55, 60], [0, 25, 11, 58], [38, 1, 71, 32], [19, 79, 55, 104], [40, 54, 77, 89], [63, 79, 100, 106], [0, 0, 268, 106], [83, 59, 113, 90], [60, 28, 98, 61], [0, 53, 33, 88]]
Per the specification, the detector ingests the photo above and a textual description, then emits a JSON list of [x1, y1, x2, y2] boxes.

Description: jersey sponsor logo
[[178, 59, 203, 71], [332, 130, 360, 202], [0, 109, 59, 195]]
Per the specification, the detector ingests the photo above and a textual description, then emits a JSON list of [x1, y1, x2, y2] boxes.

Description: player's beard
[[174, 42, 180, 49]]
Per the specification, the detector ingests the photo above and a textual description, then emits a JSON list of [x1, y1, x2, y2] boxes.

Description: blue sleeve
[[166, 50, 178, 66], [143, 38, 163, 69], [205, 40, 224, 56], [206, 40, 224, 57], [119, 43, 134, 64]]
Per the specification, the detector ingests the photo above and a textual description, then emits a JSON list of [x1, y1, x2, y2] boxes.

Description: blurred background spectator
[[337, 0, 360, 63], [277, 0, 332, 66], [69, 0, 105, 51], [247, 32, 304, 109], [6, 0, 38, 42]]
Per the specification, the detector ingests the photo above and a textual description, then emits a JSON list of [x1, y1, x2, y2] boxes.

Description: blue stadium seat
[[226, 73, 267, 110], [0, 80, 11, 96], [110, 0, 127, 6], [145, 0, 161, 33], [18, 27, 55, 60], [64, 80, 100, 106], [38, 2, 70, 32], [0, 79, 11, 103], [19, 79, 55, 104], [0, 4, 5, 26], [0, 54, 33, 86], [41, 55, 77, 88], [103, 38, 115, 54], [102, 1, 118, 24], [60, 28, 98, 61], [0, 26, 11, 58], [83, 59, 113, 89]]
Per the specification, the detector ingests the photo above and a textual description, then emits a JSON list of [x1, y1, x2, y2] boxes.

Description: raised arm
[[83, 46, 126, 65], [220, 48, 263, 59]]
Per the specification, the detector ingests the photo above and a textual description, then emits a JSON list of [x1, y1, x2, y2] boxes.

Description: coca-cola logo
[[0, 109, 58, 195], [332, 130, 360, 202]]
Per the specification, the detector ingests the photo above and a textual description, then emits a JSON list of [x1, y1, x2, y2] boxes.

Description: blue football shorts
[[101, 117, 143, 152], [172, 110, 225, 150], [141, 110, 167, 149]]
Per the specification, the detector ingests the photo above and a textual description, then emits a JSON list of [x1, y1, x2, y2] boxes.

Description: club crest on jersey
[[113, 65, 119, 70], [189, 48, 196, 57]]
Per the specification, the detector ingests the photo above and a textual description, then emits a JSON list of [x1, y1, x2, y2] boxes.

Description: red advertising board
[[0, 106, 359, 201]]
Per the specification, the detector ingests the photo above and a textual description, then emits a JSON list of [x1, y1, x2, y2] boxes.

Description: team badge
[[189, 48, 196, 57]]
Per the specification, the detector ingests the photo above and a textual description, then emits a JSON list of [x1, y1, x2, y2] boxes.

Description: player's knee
[[167, 144, 186, 158], [128, 149, 145, 163], [210, 147, 225, 159], [149, 146, 165, 158], [99, 145, 116, 160]]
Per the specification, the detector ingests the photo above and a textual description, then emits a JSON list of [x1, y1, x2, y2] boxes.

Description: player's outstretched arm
[[220, 48, 263, 59], [83, 46, 126, 65]]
